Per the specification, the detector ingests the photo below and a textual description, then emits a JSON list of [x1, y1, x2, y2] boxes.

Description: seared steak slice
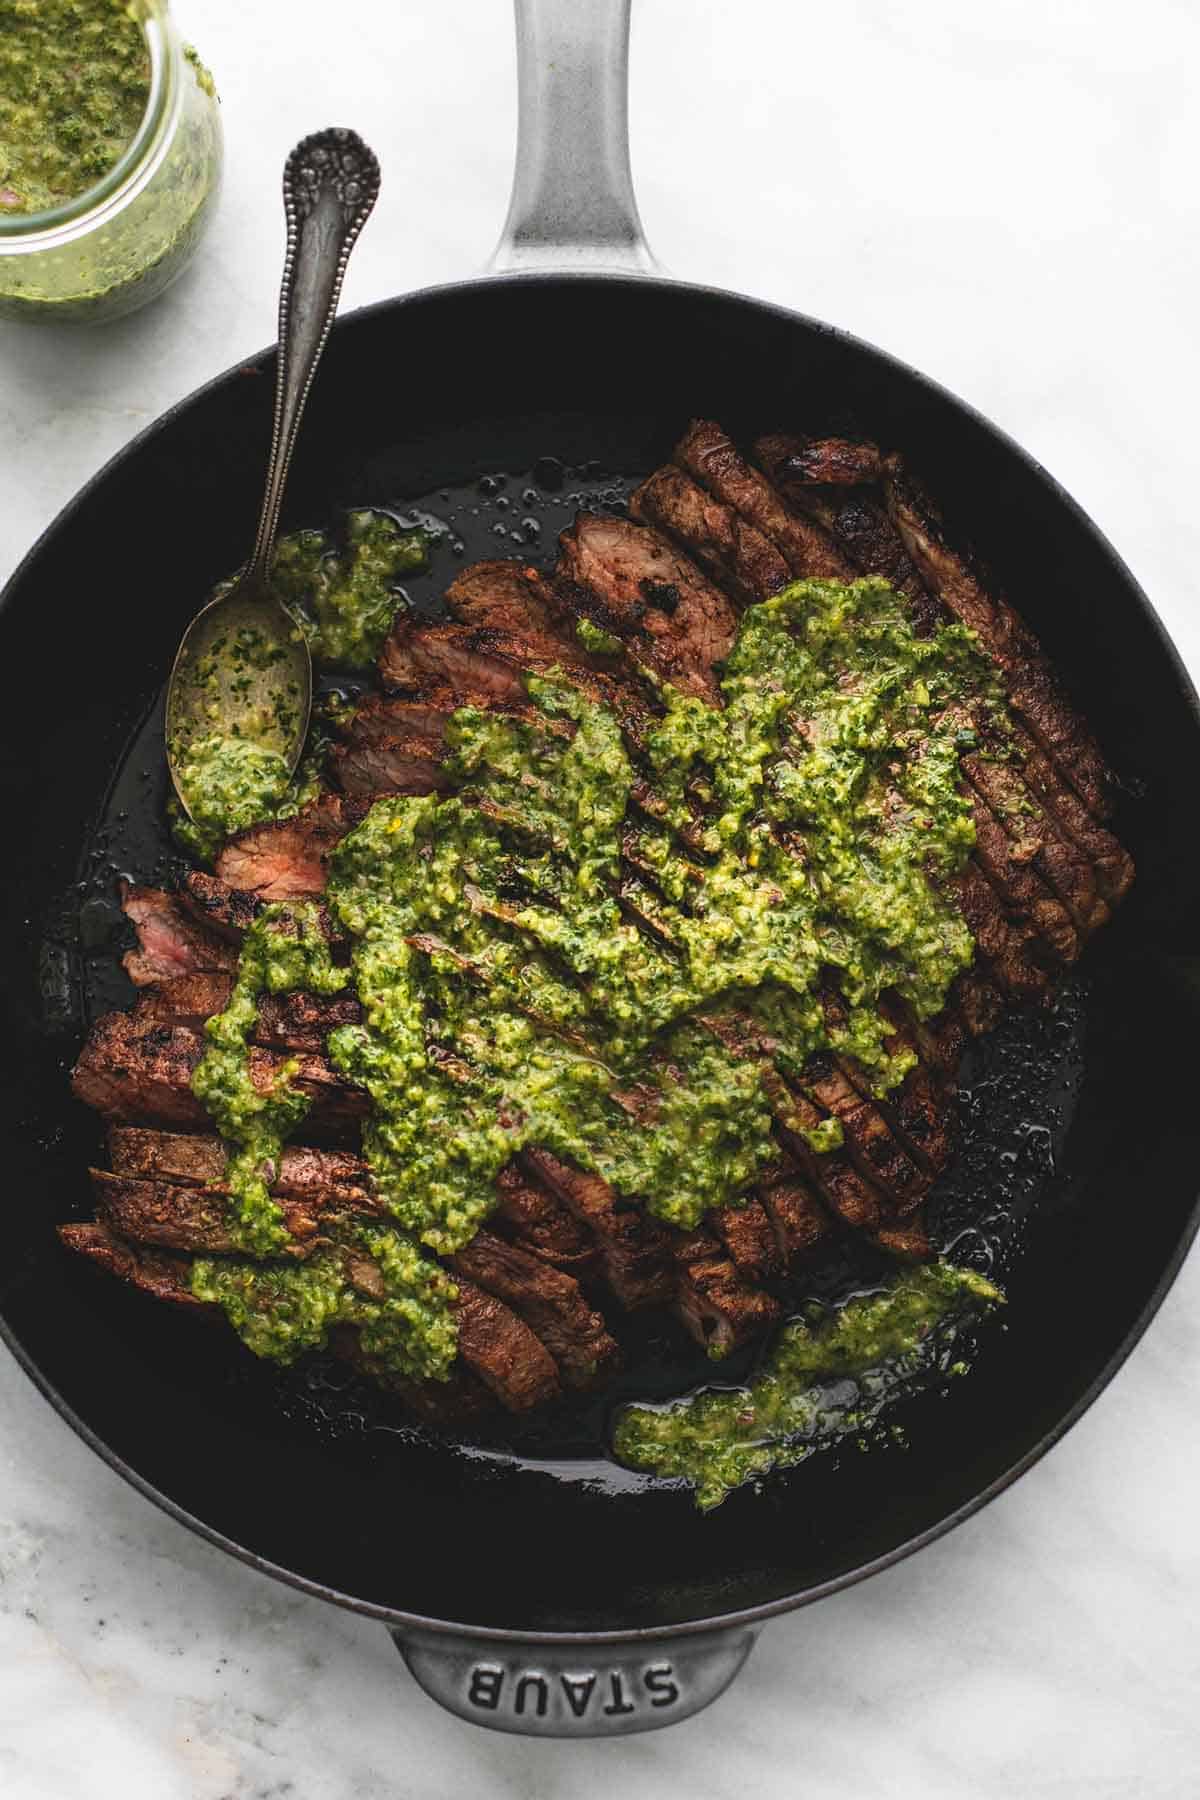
[[556, 514, 737, 700], [380, 620, 541, 704], [62, 1218, 558, 1415], [520, 1150, 676, 1310], [108, 1127, 374, 1208], [58, 1221, 207, 1309], [89, 1168, 349, 1255], [332, 1325, 496, 1422], [178, 870, 264, 940], [120, 883, 237, 987], [883, 457, 1116, 818], [753, 439, 1123, 923], [490, 1163, 599, 1278], [756, 432, 885, 488], [757, 1175, 832, 1263], [755, 433, 929, 609], [670, 1228, 782, 1354], [131, 971, 234, 1025], [331, 734, 453, 797], [130, 973, 360, 1052], [706, 1196, 786, 1282], [450, 1230, 620, 1389], [215, 794, 362, 900], [629, 465, 789, 606], [444, 560, 583, 656], [338, 694, 455, 747], [71, 1012, 366, 1134], [450, 1275, 560, 1411], [1005, 715, 1133, 905], [674, 419, 854, 581], [962, 748, 1107, 938]]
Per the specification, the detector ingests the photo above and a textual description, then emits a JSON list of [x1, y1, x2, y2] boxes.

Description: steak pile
[[61, 420, 1134, 1419]]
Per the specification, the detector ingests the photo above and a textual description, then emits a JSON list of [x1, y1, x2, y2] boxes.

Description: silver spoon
[[166, 127, 381, 822]]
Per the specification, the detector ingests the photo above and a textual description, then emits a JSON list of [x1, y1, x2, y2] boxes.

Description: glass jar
[[0, 0, 223, 324]]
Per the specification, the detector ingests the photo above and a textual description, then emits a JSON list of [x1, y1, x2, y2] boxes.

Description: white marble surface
[[3, 0, 1200, 1790]]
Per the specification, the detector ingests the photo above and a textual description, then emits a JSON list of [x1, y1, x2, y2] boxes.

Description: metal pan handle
[[391, 1624, 757, 1736], [489, 0, 660, 274]]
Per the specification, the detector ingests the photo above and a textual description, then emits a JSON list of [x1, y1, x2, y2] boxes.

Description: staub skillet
[[2, 0, 1198, 1738]]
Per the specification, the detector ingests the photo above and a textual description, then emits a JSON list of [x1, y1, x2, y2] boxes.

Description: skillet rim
[[2, 268, 1198, 1646]]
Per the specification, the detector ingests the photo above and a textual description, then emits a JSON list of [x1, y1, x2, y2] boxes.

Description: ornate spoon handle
[[247, 127, 381, 585]]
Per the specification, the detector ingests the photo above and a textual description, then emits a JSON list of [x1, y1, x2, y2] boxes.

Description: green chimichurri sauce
[[190, 902, 348, 1254], [191, 1226, 459, 1382], [186, 576, 1013, 1445], [172, 735, 293, 863], [613, 1263, 1003, 1508], [0, 0, 150, 215], [169, 730, 327, 866], [189, 902, 460, 1378], [271, 510, 428, 670], [320, 578, 1002, 1251]]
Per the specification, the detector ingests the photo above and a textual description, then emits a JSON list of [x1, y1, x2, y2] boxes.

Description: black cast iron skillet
[[2, 0, 1199, 1737]]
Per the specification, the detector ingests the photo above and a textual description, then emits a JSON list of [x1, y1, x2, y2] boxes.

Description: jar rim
[[0, 4, 179, 247]]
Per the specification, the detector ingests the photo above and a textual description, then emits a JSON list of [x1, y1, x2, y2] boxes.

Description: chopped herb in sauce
[[0, 0, 149, 215], [271, 510, 428, 670], [190, 902, 348, 1255], [613, 1263, 1003, 1508], [171, 734, 292, 865], [191, 1226, 459, 1382], [189, 902, 460, 1377], [170, 731, 327, 865]]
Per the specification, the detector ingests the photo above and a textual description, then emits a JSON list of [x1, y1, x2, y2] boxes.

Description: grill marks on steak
[[675, 419, 856, 581], [754, 429, 1128, 924], [628, 465, 790, 606], [71, 1011, 367, 1136], [450, 1231, 620, 1390], [556, 514, 738, 700], [646, 442, 1098, 984], [91, 1131, 610, 1402], [130, 972, 361, 1053], [444, 559, 584, 657], [299, 503, 952, 1263], [520, 1150, 676, 1311], [881, 459, 1116, 819], [109, 1127, 374, 1208], [58, 1221, 208, 1309], [379, 619, 551, 705]]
